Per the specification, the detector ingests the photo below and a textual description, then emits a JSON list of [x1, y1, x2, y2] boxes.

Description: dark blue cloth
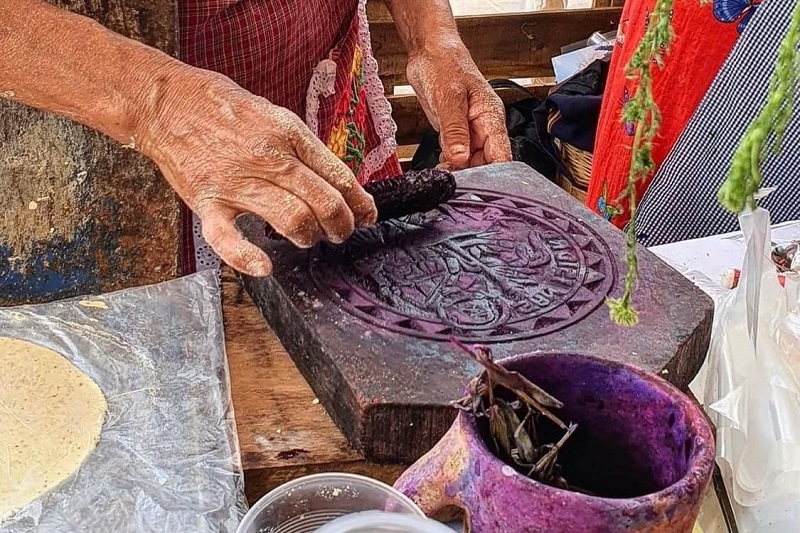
[[542, 57, 609, 153], [546, 93, 603, 153]]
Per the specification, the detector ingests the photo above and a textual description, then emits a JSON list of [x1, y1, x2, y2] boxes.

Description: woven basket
[[555, 139, 593, 203]]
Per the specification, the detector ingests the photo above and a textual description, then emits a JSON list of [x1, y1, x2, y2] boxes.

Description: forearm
[[384, 0, 462, 55], [0, 0, 180, 147]]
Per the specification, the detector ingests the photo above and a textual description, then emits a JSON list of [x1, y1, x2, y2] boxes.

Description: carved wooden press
[[239, 162, 713, 464]]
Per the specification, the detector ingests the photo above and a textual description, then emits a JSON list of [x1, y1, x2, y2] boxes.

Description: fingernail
[[358, 207, 378, 227], [451, 144, 467, 155]]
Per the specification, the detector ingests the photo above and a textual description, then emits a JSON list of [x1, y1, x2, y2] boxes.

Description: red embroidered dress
[[179, 0, 401, 271], [586, 0, 754, 227]]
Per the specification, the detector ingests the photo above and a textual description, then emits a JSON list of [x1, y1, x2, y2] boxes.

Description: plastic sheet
[[703, 208, 800, 531], [0, 270, 247, 532]]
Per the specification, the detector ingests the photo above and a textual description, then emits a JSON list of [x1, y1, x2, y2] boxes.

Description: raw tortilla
[[0, 337, 107, 521]]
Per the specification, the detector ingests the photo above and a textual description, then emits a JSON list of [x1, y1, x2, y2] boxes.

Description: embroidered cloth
[[178, 0, 400, 272], [585, 0, 751, 226]]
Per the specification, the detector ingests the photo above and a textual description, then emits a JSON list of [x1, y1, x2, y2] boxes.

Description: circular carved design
[[309, 189, 615, 342]]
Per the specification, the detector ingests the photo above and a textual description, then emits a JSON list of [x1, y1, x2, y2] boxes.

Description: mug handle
[[393, 418, 470, 517]]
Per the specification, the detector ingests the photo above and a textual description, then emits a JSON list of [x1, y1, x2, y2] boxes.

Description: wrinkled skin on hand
[[137, 69, 378, 277], [407, 43, 512, 170]]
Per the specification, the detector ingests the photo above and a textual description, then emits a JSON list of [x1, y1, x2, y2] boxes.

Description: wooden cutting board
[[239, 162, 714, 464]]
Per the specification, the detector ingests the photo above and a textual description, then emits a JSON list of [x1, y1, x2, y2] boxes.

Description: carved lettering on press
[[310, 190, 615, 342]]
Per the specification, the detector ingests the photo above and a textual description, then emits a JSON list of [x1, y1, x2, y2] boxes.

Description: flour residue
[[79, 300, 109, 310]]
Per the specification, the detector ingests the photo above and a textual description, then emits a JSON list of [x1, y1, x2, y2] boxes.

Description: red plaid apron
[[178, 0, 401, 272]]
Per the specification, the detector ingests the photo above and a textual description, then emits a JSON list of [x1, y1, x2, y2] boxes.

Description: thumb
[[437, 89, 471, 169]]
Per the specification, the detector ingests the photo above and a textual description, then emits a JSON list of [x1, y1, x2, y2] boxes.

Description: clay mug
[[394, 352, 716, 533]]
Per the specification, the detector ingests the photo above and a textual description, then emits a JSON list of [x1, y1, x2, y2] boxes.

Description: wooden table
[[221, 268, 406, 503]]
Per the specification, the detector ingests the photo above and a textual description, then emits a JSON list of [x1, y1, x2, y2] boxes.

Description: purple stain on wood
[[309, 189, 614, 342], [394, 352, 716, 533], [275, 449, 310, 460], [237, 162, 714, 464]]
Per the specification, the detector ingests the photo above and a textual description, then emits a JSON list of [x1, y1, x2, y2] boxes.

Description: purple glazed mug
[[394, 352, 715, 533]]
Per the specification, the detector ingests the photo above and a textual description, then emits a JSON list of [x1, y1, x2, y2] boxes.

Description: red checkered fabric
[[177, 0, 400, 274], [181, 0, 357, 116]]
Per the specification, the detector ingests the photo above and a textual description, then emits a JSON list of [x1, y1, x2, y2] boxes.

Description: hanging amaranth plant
[[608, 0, 800, 326]]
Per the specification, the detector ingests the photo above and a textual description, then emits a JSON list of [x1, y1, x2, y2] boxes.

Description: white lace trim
[[192, 213, 221, 272], [356, 0, 398, 181], [302, 2, 397, 180], [305, 58, 338, 137], [195, 4, 397, 271]]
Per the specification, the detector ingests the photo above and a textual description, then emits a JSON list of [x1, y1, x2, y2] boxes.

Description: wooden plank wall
[[0, 1, 182, 305], [366, 1, 623, 167]]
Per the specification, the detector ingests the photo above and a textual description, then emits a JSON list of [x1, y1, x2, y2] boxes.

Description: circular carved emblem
[[309, 189, 615, 342]]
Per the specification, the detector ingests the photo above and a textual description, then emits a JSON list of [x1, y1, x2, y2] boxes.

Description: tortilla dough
[[0, 337, 106, 521]]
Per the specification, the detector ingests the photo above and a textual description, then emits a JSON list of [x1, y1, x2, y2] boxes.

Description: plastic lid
[[236, 473, 424, 533], [315, 511, 456, 533]]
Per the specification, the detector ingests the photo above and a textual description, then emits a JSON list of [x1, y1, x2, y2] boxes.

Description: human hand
[[406, 42, 511, 169], [135, 68, 377, 277]]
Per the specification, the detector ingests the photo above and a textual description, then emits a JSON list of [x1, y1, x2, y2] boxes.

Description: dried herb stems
[[450, 340, 580, 491]]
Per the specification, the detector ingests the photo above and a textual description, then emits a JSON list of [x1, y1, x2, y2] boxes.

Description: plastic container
[[586, 30, 617, 46], [236, 473, 425, 533], [316, 511, 456, 532]]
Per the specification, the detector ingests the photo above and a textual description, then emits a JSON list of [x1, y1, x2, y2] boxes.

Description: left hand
[[407, 43, 511, 170]]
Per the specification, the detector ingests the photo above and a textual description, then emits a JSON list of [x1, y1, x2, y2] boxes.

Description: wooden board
[[0, 0, 182, 306], [238, 162, 715, 464], [369, 8, 622, 90], [222, 268, 405, 502]]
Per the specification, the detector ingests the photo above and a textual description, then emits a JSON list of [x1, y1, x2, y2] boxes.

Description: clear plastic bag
[[0, 270, 247, 532], [703, 208, 800, 531]]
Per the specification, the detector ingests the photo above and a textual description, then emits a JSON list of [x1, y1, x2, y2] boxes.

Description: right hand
[[135, 67, 377, 277]]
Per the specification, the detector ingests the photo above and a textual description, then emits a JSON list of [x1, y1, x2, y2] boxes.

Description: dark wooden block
[[239, 162, 714, 464], [0, 0, 181, 305]]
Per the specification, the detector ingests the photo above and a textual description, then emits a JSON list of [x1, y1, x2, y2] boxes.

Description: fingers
[[469, 149, 487, 168], [483, 132, 511, 164], [467, 87, 510, 165], [437, 87, 472, 170], [200, 206, 273, 277], [480, 104, 512, 164], [290, 124, 378, 228], [226, 183, 324, 248], [433, 80, 510, 169], [263, 161, 357, 244]]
